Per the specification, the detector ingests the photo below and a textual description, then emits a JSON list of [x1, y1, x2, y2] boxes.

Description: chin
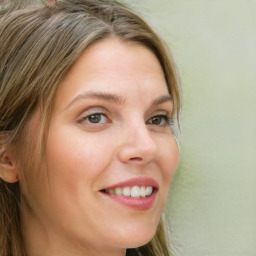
[[110, 224, 157, 249], [127, 233, 155, 248]]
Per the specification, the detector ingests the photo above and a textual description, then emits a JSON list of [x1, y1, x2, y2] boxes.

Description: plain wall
[[130, 0, 256, 255]]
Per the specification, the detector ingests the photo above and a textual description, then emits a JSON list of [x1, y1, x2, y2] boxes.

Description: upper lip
[[101, 177, 159, 190]]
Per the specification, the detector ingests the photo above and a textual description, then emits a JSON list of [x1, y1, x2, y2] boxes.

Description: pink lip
[[102, 177, 159, 190], [101, 190, 157, 210], [100, 177, 159, 211]]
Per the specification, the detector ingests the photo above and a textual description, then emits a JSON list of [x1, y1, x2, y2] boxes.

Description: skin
[[18, 38, 179, 256]]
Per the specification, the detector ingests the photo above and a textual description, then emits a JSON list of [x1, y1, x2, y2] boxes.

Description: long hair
[[0, 0, 181, 255]]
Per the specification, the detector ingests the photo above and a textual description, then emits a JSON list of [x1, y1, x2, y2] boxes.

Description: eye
[[147, 115, 170, 126], [82, 113, 108, 124]]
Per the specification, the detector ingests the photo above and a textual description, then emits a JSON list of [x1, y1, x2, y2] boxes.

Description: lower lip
[[101, 190, 157, 210]]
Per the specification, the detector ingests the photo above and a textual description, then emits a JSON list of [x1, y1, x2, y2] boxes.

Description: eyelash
[[147, 115, 174, 127], [80, 112, 174, 127], [80, 113, 108, 124]]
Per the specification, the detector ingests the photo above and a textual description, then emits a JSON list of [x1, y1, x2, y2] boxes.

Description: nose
[[117, 122, 157, 165]]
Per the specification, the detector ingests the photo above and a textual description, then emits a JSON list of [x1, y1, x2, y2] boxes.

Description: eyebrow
[[65, 91, 125, 109], [65, 91, 173, 110], [153, 95, 173, 105]]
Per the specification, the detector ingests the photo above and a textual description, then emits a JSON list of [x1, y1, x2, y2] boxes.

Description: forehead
[[55, 38, 169, 110]]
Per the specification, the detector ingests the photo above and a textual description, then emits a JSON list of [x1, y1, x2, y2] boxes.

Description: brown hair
[[0, 0, 181, 255]]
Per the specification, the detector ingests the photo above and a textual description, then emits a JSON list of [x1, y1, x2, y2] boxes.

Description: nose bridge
[[117, 117, 157, 164], [130, 121, 154, 148]]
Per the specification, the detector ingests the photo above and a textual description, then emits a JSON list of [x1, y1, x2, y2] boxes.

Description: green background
[[130, 0, 256, 255]]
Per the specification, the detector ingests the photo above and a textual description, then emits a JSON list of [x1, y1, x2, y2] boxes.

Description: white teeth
[[115, 187, 122, 196], [131, 186, 140, 198], [123, 187, 131, 197], [140, 186, 146, 198], [105, 186, 154, 198], [145, 186, 153, 196]]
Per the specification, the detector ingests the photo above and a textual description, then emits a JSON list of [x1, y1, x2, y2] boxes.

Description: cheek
[[159, 136, 179, 198], [161, 137, 179, 178], [45, 128, 111, 185]]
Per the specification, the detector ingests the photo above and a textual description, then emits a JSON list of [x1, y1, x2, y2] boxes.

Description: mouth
[[101, 185, 155, 198], [99, 177, 159, 210]]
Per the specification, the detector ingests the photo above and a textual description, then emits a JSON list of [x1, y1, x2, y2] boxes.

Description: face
[[21, 38, 179, 255]]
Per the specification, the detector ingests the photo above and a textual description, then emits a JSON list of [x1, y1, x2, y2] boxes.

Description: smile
[[103, 186, 153, 198], [100, 177, 158, 210]]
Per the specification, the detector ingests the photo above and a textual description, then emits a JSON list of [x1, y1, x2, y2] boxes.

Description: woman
[[0, 0, 181, 255]]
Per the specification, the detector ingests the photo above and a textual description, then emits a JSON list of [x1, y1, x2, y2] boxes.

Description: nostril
[[130, 157, 143, 161]]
